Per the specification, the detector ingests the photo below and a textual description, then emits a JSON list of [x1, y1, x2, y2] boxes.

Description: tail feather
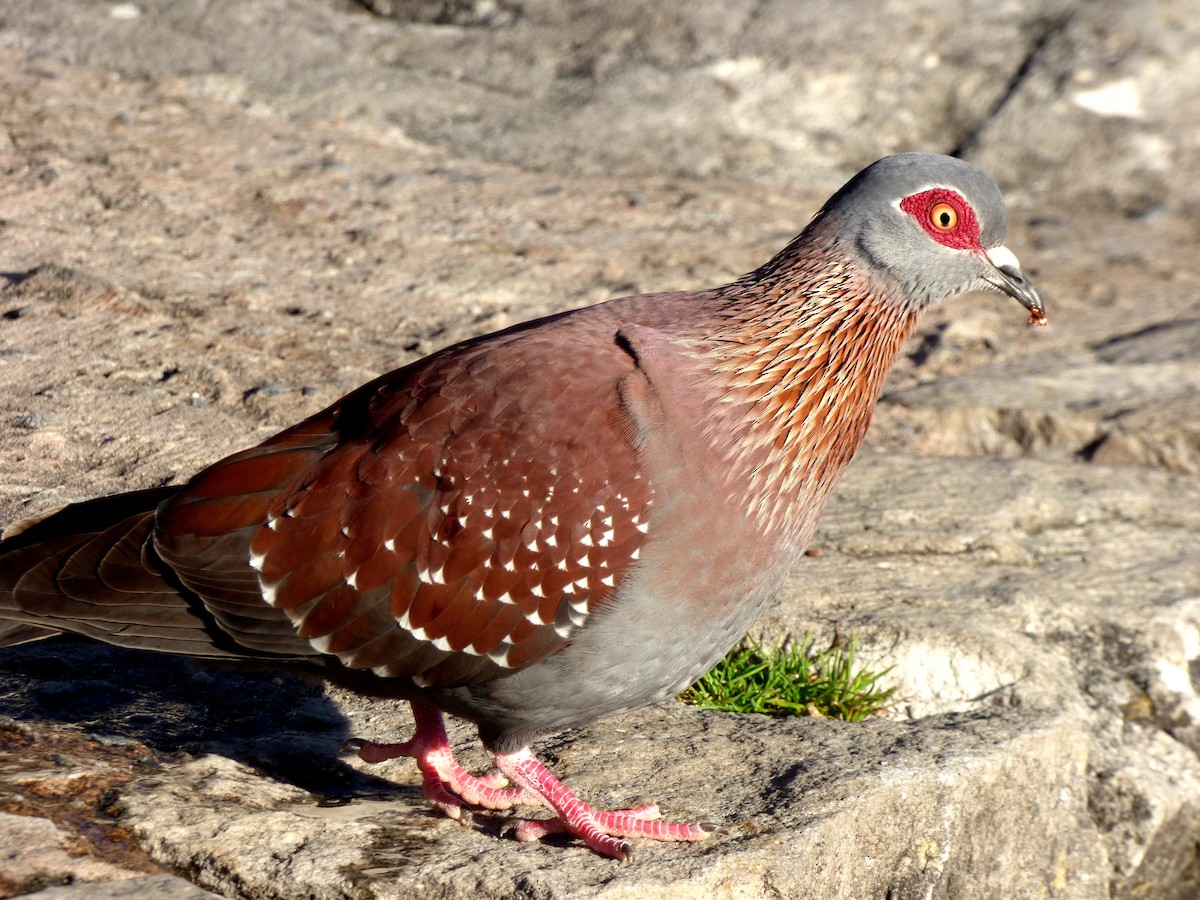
[[0, 488, 309, 660], [0, 620, 62, 647]]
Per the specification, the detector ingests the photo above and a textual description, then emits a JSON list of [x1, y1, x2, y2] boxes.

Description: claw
[[348, 704, 534, 810], [489, 746, 718, 859], [355, 702, 718, 859]]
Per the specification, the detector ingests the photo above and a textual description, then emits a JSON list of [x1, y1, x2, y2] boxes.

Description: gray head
[[814, 152, 1043, 318]]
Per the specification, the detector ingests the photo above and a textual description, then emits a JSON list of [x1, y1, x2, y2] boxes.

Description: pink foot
[[490, 747, 719, 861], [345, 702, 720, 859], [343, 702, 535, 814]]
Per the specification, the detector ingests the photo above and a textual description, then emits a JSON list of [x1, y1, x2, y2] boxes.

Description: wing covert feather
[[239, 320, 656, 685]]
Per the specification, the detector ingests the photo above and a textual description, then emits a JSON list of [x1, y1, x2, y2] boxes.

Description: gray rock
[[113, 706, 1105, 900], [0, 811, 142, 896], [26, 875, 221, 899], [3, 0, 1199, 214], [768, 453, 1200, 898]]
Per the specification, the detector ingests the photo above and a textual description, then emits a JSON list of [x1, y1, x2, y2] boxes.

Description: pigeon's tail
[[0, 488, 204, 651], [0, 487, 309, 660]]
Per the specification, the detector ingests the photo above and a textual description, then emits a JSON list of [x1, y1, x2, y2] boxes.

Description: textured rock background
[[0, 1, 1198, 897]]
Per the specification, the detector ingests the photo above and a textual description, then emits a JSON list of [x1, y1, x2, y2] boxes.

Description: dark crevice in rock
[[350, 0, 522, 28], [951, 13, 1073, 160]]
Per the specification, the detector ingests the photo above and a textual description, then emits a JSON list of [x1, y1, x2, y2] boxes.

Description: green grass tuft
[[677, 633, 895, 722]]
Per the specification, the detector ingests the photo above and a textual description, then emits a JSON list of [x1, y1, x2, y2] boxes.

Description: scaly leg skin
[[345, 702, 719, 859], [490, 746, 719, 861], [343, 701, 534, 816]]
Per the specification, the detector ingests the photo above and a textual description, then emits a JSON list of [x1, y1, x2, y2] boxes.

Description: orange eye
[[929, 202, 958, 231]]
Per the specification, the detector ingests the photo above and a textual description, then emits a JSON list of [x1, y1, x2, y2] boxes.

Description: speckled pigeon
[[0, 153, 1045, 860]]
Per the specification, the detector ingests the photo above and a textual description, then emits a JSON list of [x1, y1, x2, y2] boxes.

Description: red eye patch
[[900, 188, 982, 251]]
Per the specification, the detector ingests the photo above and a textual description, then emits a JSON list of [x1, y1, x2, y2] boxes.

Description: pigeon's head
[[819, 152, 1045, 322]]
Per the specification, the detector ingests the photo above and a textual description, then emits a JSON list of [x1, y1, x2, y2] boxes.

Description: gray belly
[[463, 520, 798, 751]]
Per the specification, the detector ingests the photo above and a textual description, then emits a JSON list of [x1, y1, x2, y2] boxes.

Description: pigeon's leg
[[490, 746, 718, 861], [344, 702, 534, 815]]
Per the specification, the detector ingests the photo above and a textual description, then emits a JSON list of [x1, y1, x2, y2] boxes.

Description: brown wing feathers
[[0, 489, 275, 658], [242, 332, 655, 685], [1, 312, 658, 691]]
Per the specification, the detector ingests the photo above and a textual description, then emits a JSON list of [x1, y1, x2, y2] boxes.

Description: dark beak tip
[[982, 247, 1045, 326], [984, 267, 1046, 326]]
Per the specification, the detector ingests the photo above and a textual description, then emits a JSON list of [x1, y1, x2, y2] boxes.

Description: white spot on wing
[[487, 642, 515, 667], [310, 633, 335, 653]]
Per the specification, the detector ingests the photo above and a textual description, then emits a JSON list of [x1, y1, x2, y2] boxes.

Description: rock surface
[[1, 1, 1199, 898]]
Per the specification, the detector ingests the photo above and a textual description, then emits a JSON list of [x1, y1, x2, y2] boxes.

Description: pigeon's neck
[[697, 239, 920, 542]]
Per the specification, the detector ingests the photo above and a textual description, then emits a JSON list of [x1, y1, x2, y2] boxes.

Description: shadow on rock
[[0, 638, 409, 799]]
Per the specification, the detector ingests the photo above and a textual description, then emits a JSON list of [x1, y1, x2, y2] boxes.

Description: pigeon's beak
[[983, 246, 1046, 325]]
